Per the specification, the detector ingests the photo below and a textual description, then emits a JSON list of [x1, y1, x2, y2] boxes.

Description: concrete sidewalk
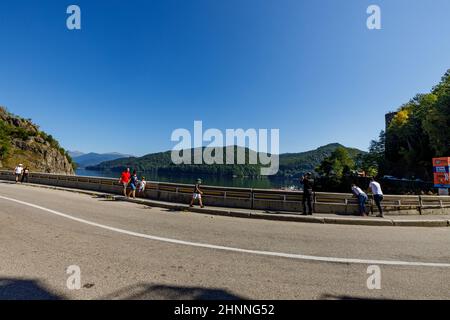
[[5, 181, 450, 228]]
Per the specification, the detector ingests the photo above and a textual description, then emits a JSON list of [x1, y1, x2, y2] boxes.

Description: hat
[[196, 178, 202, 183], [19, 164, 23, 166]]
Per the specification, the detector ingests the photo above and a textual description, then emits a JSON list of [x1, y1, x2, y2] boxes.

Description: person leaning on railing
[[351, 184, 368, 216]]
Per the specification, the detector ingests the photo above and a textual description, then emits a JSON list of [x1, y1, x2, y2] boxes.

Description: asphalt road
[[0, 182, 449, 300]]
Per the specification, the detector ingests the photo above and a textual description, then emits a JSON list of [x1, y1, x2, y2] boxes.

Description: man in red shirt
[[119, 167, 131, 197]]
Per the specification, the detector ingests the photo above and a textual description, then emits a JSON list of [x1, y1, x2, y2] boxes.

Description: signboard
[[433, 157, 450, 188], [438, 188, 449, 196]]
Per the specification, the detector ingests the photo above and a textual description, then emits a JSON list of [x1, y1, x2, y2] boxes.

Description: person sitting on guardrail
[[351, 184, 368, 216], [190, 178, 204, 208], [138, 176, 146, 194], [119, 167, 131, 197], [368, 178, 384, 218], [14, 164, 23, 183]]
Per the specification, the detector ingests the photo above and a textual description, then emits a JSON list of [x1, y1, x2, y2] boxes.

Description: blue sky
[[0, 0, 449, 156]]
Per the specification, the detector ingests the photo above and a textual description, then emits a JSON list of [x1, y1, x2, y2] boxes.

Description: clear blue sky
[[1, 0, 449, 156]]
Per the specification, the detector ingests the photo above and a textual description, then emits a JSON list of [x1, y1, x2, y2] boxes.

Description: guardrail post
[[156, 183, 160, 200], [251, 188, 254, 210], [312, 192, 316, 213], [418, 195, 423, 215], [369, 195, 374, 215]]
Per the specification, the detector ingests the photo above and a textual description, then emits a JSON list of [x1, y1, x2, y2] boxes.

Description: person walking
[[351, 184, 368, 216], [301, 172, 314, 215], [127, 171, 138, 199], [21, 167, 29, 183], [119, 167, 131, 197], [14, 164, 23, 183], [368, 177, 384, 218], [190, 178, 204, 208]]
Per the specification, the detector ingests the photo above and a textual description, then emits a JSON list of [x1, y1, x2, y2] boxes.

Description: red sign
[[432, 157, 450, 167], [433, 157, 450, 188]]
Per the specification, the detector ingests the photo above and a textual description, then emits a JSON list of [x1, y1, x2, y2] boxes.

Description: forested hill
[[0, 106, 75, 174], [277, 143, 364, 177], [87, 143, 365, 178]]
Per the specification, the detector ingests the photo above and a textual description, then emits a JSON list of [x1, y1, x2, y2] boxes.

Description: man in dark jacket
[[301, 172, 314, 215]]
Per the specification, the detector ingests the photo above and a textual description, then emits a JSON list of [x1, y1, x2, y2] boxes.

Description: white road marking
[[1, 194, 449, 268]]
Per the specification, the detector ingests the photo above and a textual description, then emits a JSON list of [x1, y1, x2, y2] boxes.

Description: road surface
[[0, 182, 449, 299]]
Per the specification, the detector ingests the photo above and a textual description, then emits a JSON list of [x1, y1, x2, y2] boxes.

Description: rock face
[[0, 106, 74, 175]]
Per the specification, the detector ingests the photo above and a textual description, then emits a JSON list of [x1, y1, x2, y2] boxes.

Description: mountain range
[[86, 143, 365, 178], [69, 152, 134, 168]]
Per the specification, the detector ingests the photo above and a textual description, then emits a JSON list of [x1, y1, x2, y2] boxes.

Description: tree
[[380, 69, 449, 180], [423, 70, 450, 156], [316, 146, 355, 179], [359, 131, 385, 177]]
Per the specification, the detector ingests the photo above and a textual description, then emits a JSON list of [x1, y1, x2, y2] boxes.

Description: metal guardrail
[[1, 170, 449, 214]]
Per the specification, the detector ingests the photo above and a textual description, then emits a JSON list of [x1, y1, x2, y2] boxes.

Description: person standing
[[351, 184, 368, 216], [368, 177, 384, 218], [119, 167, 131, 197], [127, 171, 138, 199], [21, 167, 29, 183], [14, 164, 23, 183], [138, 176, 146, 194], [190, 178, 204, 208], [301, 172, 314, 215]]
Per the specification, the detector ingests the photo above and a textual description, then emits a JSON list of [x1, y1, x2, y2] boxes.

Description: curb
[[3, 181, 449, 228], [392, 220, 450, 228], [323, 217, 394, 227]]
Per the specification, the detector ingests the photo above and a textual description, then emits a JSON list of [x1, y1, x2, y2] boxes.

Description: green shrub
[[0, 140, 10, 159], [11, 127, 31, 140]]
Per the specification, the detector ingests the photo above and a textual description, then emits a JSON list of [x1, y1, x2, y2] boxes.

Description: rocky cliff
[[0, 106, 74, 175]]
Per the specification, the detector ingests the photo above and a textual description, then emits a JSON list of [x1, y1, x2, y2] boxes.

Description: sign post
[[433, 157, 450, 195]]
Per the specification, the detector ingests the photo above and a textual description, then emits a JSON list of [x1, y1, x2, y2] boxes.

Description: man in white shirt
[[351, 184, 368, 216], [14, 164, 23, 183], [368, 178, 384, 218]]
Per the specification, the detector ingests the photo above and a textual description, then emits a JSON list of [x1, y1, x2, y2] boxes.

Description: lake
[[75, 168, 301, 190]]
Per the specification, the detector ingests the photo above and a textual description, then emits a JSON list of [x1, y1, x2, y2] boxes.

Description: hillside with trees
[[87, 143, 365, 178], [313, 69, 450, 193], [361, 70, 450, 181], [0, 106, 75, 174]]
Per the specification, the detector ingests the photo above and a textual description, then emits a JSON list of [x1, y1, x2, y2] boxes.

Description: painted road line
[[1, 194, 450, 268]]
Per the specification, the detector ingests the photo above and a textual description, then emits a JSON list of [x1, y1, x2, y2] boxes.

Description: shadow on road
[[100, 283, 244, 300], [0, 181, 16, 185], [321, 293, 393, 300], [0, 277, 64, 300]]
